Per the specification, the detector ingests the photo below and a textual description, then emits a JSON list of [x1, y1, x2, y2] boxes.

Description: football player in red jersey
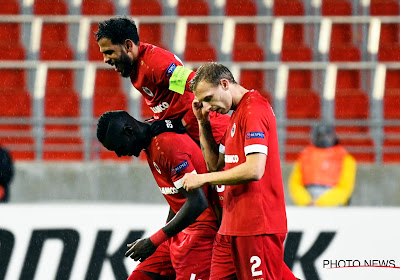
[[97, 110, 219, 280], [95, 17, 229, 143], [182, 62, 298, 280]]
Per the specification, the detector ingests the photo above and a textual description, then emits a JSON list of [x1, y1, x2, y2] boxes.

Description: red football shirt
[[130, 42, 194, 120], [144, 132, 218, 235], [218, 90, 288, 236]]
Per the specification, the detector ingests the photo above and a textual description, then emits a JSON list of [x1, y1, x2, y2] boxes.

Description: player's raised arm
[[192, 99, 224, 172]]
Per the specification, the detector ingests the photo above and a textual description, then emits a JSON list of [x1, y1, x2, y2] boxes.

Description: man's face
[[194, 80, 232, 114], [98, 38, 136, 78], [101, 123, 142, 157]]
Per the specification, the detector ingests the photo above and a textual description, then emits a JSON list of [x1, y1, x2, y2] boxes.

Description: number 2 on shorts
[[250, 255, 263, 277]]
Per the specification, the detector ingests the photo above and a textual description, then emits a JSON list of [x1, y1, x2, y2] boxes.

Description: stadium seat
[[177, 0, 216, 62], [81, 0, 115, 15], [130, 0, 166, 49], [0, 0, 25, 60], [274, 0, 312, 63], [383, 70, 400, 162], [0, 69, 34, 160], [42, 70, 83, 160], [82, 0, 115, 61], [320, 0, 372, 162], [285, 69, 321, 162], [93, 70, 129, 160], [370, 0, 400, 61], [225, 0, 264, 62], [239, 70, 272, 104], [33, 0, 74, 61]]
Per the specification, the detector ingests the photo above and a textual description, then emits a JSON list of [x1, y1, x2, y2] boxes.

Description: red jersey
[[218, 90, 287, 236], [144, 132, 218, 235], [130, 42, 194, 120]]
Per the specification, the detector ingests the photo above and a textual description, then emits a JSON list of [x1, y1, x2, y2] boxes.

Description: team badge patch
[[171, 160, 189, 175], [153, 161, 161, 174], [166, 63, 177, 78], [231, 123, 236, 137], [142, 87, 154, 97], [246, 131, 265, 139]]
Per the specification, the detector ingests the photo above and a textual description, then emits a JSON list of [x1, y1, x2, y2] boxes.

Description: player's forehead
[[98, 38, 118, 52], [194, 80, 218, 101]]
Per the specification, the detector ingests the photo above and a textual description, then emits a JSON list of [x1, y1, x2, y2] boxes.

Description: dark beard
[[120, 53, 134, 78]]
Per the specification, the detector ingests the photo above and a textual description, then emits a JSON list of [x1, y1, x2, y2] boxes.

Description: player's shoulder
[[141, 43, 181, 65], [155, 133, 196, 155]]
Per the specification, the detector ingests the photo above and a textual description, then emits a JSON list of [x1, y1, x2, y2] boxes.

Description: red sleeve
[[242, 102, 271, 156]]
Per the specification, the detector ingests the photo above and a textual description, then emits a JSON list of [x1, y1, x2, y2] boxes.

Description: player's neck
[[231, 85, 249, 110]]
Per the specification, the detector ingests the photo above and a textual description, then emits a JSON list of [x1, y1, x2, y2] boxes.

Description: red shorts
[[183, 108, 230, 143], [130, 232, 215, 280], [210, 233, 296, 280]]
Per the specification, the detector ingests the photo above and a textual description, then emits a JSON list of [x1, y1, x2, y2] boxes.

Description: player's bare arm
[[183, 153, 266, 191], [125, 186, 208, 261]]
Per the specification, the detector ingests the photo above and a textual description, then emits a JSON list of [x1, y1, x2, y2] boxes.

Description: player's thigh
[[210, 234, 237, 280], [170, 233, 215, 280], [130, 241, 175, 280], [232, 234, 285, 280]]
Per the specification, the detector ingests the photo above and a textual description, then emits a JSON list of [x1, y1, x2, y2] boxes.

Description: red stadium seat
[[0, 69, 34, 160], [383, 70, 400, 162], [239, 70, 272, 103], [82, 0, 115, 61], [81, 0, 115, 14], [178, 0, 216, 61], [42, 70, 83, 160], [0, 1, 25, 60], [33, 0, 74, 61], [225, 0, 264, 62], [370, 0, 400, 61], [130, 0, 166, 49], [92, 70, 129, 160]]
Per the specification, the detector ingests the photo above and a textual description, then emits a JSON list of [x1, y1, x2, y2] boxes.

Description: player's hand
[[182, 173, 206, 191], [192, 99, 210, 124], [150, 119, 186, 137], [125, 238, 157, 262]]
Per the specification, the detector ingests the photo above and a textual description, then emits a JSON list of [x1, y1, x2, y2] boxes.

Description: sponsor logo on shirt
[[225, 154, 239, 163], [246, 131, 265, 139], [153, 161, 161, 174], [142, 87, 154, 97], [231, 123, 236, 137], [159, 186, 179, 195], [166, 63, 177, 77], [150, 102, 170, 113], [171, 160, 189, 175]]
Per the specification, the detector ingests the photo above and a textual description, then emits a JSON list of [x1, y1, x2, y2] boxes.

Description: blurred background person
[[0, 146, 14, 203], [288, 122, 357, 207]]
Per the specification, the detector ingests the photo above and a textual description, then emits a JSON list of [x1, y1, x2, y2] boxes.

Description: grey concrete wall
[[9, 162, 400, 206]]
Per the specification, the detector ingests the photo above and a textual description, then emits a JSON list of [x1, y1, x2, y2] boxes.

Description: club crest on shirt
[[231, 123, 236, 137], [142, 87, 154, 97], [153, 161, 161, 174]]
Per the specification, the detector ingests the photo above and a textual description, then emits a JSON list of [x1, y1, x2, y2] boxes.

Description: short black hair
[[95, 17, 140, 45], [97, 110, 128, 143]]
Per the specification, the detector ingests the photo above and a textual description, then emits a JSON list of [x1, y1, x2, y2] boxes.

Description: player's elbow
[[248, 166, 265, 181]]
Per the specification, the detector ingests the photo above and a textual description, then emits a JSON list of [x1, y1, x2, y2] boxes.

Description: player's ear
[[220, 79, 229, 90], [124, 39, 133, 51]]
